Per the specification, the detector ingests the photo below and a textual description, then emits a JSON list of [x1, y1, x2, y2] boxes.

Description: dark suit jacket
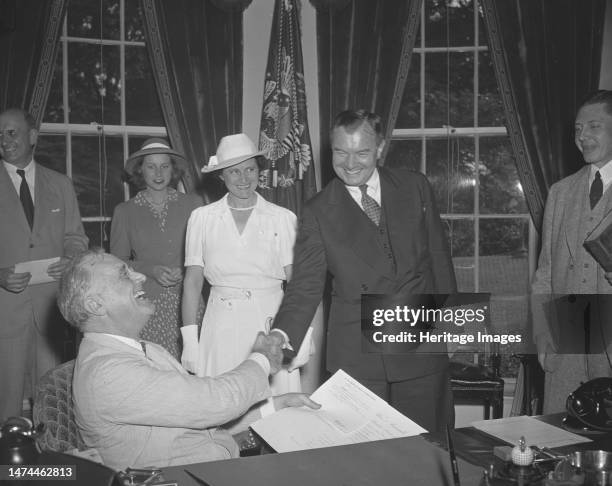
[[274, 167, 457, 381]]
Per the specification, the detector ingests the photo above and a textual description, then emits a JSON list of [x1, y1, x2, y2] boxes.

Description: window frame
[[39, 0, 167, 230], [390, 0, 537, 293]]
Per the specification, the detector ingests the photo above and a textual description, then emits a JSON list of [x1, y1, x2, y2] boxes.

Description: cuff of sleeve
[[260, 398, 276, 417], [248, 352, 271, 375], [180, 325, 199, 342], [184, 259, 204, 268], [270, 328, 294, 351]]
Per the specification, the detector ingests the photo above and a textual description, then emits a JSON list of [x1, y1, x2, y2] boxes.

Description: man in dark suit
[[270, 110, 457, 432]]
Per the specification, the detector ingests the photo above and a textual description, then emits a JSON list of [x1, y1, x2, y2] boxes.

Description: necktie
[[359, 184, 381, 226], [590, 170, 603, 210], [140, 341, 147, 357], [17, 169, 34, 229]]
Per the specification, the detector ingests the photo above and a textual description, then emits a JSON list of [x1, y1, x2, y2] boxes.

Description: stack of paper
[[471, 416, 591, 448], [252, 369, 427, 453]]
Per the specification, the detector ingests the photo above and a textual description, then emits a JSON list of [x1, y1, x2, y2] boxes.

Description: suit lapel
[[326, 178, 395, 278], [0, 163, 31, 234], [33, 164, 55, 235], [564, 166, 590, 262]]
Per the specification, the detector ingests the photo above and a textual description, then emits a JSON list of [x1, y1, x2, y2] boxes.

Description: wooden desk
[[162, 414, 612, 486], [163, 435, 484, 486]]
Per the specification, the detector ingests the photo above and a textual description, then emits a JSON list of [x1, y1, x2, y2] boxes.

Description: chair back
[[33, 360, 85, 452]]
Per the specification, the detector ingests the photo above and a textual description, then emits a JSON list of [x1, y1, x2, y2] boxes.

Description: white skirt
[[196, 285, 302, 405]]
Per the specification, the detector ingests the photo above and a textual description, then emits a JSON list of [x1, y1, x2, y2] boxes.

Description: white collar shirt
[[589, 159, 612, 195], [97, 333, 145, 354]]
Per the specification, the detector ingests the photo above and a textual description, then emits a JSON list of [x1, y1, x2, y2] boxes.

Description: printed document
[[252, 369, 427, 452]]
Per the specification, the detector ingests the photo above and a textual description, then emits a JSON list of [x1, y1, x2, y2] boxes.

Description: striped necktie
[[359, 184, 381, 226]]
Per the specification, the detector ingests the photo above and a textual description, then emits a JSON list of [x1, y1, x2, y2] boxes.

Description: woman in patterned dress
[[110, 138, 201, 359]]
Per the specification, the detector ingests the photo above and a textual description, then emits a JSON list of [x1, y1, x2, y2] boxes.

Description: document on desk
[[251, 369, 427, 453], [14, 257, 60, 285], [471, 416, 591, 448]]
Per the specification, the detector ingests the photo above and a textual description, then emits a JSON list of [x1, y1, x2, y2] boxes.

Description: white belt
[[210, 285, 281, 300]]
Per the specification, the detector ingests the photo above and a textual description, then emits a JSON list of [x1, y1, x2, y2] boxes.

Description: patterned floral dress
[[110, 189, 202, 359]]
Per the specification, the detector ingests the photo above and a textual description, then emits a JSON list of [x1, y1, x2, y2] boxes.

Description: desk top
[[162, 414, 612, 486], [163, 435, 484, 486]]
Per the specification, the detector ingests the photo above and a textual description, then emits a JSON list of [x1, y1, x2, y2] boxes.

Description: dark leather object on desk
[[424, 427, 505, 468]]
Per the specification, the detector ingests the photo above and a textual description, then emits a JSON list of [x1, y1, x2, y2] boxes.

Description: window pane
[[480, 137, 527, 214], [385, 140, 422, 171], [44, 49, 64, 123], [425, 0, 475, 48], [129, 135, 149, 154], [125, 0, 145, 42], [444, 218, 475, 291], [84, 221, 110, 252], [394, 54, 420, 129], [71, 135, 124, 218], [427, 137, 474, 213], [67, 0, 120, 40], [477, 0, 487, 46], [68, 43, 121, 125], [125, 47, 164, 126], [479, 218, 529, 293], [478, 51, 505, 126], [36, 135, 67, 174], [425, 52, 474, 127]]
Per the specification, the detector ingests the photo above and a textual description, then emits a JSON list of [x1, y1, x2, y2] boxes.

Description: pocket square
[[51, 208, 61, 213]]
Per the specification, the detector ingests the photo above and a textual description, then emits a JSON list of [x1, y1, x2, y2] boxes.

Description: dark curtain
[[0, 0, 66, 125], [140, 0, 245, 194], [313, 0, 422, 184], [481, 0, 606, 230]]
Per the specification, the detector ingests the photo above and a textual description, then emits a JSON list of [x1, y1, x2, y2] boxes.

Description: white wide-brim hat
[[125, 138, 187, 175], [202, 133, 265, 173]]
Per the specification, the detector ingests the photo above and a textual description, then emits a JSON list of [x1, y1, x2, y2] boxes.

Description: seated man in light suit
[[57, 249, 319, 471]]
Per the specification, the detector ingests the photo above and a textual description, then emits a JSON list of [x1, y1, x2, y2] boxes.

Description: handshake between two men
[[181, 324, 317, 410]]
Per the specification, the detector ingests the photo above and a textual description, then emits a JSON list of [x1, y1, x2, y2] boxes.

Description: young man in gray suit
[[59, 250, 318, 470], [532, 90, 612, 413], [0, 108, 88, 420], [270, 110, 457, 433]]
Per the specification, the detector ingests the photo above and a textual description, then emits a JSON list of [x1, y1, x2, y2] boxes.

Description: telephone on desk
[[565, 377, 612, 433]]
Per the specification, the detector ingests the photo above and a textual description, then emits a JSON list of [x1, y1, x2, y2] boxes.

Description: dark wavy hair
[[124, 154, 185, 190], [331, 109, 384, 145], [580, 90, 612, 115]]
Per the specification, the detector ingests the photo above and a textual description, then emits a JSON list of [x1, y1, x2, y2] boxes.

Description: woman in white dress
[[180, 133, 309, 430]]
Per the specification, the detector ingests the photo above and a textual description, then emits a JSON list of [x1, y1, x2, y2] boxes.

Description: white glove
[[180, 325, 199, 373], [288, 326, 315, 372]]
